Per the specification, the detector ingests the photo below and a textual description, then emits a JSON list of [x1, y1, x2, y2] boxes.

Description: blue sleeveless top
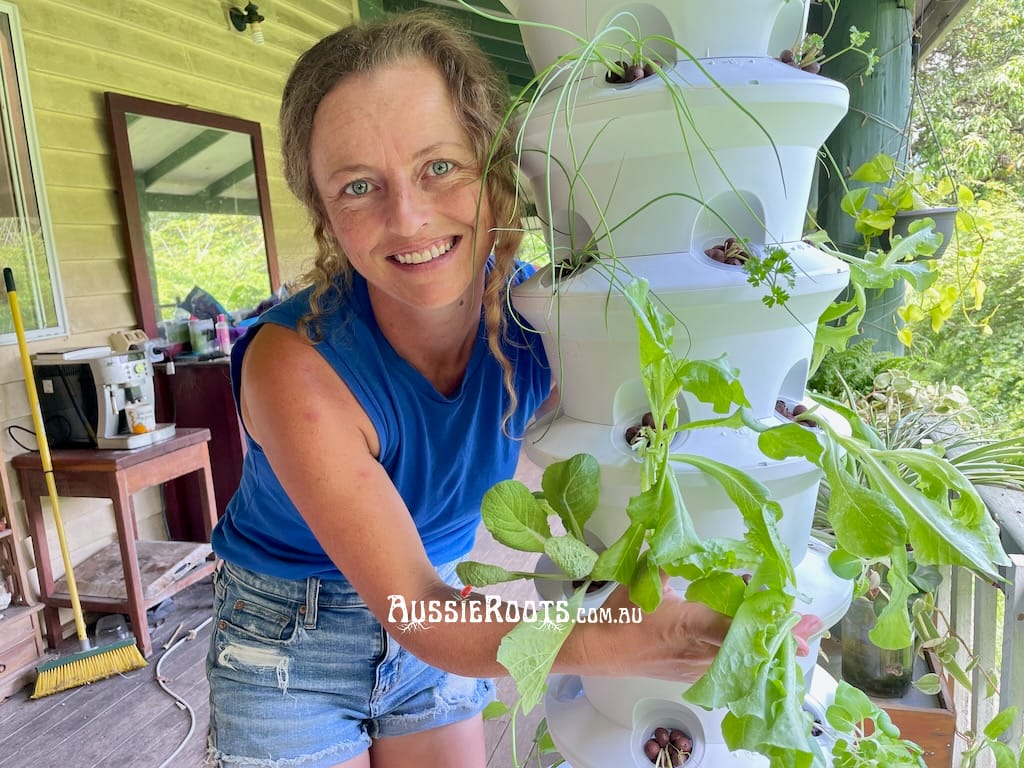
[[211, 268, 550, 580]]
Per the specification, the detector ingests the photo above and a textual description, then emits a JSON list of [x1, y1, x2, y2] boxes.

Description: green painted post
[[357, 0, 387, 20], [816, 0, 915, 355]]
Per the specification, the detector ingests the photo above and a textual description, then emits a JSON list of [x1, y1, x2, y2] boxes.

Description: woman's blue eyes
[[345, 179, 371, 196], [342, 161, 453, 197]]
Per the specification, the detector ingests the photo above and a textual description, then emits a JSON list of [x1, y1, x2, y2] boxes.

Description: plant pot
[[839, 596, 915, 698], [524, 412, 827, 563], [888, 205, 959, 260], [630, 698, 707, 767], [501, 0, 811, 74], [517, 60, 849, 258], [513, 242, 849, 425]]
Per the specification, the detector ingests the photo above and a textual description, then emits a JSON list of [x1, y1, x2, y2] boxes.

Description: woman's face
[[309, 58, 494, 312]]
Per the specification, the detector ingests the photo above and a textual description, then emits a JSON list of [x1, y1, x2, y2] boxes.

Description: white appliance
[[32, 347, 176, 449]]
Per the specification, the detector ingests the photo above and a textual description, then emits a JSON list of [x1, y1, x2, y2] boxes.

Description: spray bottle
[[215, 313, 232, 355]]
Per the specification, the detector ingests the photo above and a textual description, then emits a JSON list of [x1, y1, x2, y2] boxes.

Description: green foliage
[[908, 190, 1024, 435], [826, 681, 927, 767], [914, 0, 1024, 194], [824, 151, 993, 348], [843, 153, 956, 241], [469, 275, 1010, 766], [806, 224, 941, 371], [808, 339, 906, 401], [787, 1, 879, 76], [149, 212, 271, 321], [889, 1, 1024, 426]]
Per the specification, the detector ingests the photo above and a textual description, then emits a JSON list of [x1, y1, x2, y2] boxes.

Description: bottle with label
[[215, 314, 232, 355], [189, 316, 214, 354]]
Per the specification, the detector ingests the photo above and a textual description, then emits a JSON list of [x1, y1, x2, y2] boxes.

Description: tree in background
[[149, 212, 270, 323], [912, 0, 1024, 193], [907, 0, 1024, 434]]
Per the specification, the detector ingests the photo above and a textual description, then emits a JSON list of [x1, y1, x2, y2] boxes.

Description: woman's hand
[[576, 578, 731, 683], [572, 577, 823, 683]]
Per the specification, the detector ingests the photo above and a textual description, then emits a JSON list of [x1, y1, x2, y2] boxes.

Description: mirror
[[104, 92, 280, 342]]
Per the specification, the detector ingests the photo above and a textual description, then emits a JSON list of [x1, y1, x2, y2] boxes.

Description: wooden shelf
[[0, 439, 47, 701], [48, 539, 216, 616]]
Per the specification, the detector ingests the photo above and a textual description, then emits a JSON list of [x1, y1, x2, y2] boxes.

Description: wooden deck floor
[[0, 455, 556, 768]]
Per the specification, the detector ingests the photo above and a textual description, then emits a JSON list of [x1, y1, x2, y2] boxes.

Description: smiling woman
[[200, 10, 745, 768], [308, 59, 495, 318]]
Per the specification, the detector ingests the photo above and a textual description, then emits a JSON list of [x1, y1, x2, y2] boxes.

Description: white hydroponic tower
[[503, 1, 857, 765]]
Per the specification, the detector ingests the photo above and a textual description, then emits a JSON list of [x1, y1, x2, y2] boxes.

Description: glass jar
[[840, 596, 915, 698]]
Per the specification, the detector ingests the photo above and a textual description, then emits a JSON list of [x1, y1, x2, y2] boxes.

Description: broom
[[3, 268, 147, 697]]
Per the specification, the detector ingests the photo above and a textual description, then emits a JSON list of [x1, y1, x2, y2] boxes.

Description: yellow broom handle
[[4, 268, 89, 646]]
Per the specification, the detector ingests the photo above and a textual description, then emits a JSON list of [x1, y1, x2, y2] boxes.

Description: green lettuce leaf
[[481, 480, 552, 553]]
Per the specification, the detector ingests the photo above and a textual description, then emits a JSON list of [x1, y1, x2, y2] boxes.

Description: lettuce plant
[[444, 2, 1014, 765], [459, 278, 1009, 766]]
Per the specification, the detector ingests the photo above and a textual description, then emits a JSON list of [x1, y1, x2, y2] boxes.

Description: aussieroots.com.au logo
[[386, 594, 643, 633]]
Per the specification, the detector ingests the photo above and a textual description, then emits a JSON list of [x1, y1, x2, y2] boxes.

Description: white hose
[[156, 616, 213, 768]]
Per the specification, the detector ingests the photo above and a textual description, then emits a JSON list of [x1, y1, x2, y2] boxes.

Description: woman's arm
[[240, 324, 731, 680]]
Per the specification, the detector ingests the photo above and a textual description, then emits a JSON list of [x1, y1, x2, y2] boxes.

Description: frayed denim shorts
[[206, 560, 494, 767]]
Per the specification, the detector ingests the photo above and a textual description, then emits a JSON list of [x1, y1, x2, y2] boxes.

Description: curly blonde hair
[[279, 9, 527, 418]]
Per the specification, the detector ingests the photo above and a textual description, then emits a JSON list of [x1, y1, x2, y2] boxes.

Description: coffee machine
[[32, 346, 176, 449]]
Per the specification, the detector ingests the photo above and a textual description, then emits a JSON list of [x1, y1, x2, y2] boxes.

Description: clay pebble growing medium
[[704, 237, 752, 266], [779, 48, 821, 74], [625, 411, 664, 448], [774, 398, 817, 428], [643, 726, 693, 765], [604, 60, 656, 84]]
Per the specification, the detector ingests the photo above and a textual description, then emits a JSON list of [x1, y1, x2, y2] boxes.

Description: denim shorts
[[206, 560, 494, 767]]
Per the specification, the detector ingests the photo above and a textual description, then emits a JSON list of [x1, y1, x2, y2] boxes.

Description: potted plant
[[810, 365, 1024, 708], [447, 2, 1016, 766], [810, 146, 996, 353], [842, 152, 960, 260], [775, 0, 879, 78]]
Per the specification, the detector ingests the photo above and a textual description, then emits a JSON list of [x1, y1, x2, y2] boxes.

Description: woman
[[206, 10, 740, 768]]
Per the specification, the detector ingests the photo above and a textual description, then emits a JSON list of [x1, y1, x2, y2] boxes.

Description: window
[[0, 1, 65, 341]]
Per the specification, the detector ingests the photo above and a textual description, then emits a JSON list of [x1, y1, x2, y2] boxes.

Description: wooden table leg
[[109, 472, 151, 657], [18, 473, 63, 651], [196, 444, 218, 541]]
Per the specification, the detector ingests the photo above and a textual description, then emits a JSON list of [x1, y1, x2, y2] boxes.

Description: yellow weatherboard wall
[[1, 0, 356, 625]]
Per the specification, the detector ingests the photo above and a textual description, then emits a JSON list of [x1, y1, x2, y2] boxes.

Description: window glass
[[0, 2, 65, 341]]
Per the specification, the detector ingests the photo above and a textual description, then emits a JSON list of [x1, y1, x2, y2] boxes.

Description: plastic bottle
[[188, 316, 206, 354], [215, 314, 231, 355]]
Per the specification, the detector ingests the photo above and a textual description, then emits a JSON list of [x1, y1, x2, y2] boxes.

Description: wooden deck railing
[[936, 484, 1024, 766]]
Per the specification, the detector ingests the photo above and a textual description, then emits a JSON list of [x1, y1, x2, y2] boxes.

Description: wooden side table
[[12, 427, 218, 657]]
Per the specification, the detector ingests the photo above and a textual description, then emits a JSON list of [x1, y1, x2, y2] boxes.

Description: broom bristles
[[32, 638, 148, 699]]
